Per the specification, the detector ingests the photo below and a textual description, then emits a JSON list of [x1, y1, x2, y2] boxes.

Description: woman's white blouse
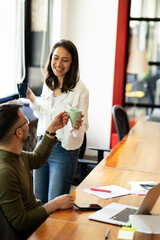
[[30, 80, 89, 150]]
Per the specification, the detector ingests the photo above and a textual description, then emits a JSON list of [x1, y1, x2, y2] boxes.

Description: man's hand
[[52, 194, 75, 210], [43, 194, 74, 215], [46, 111, 69, 134]]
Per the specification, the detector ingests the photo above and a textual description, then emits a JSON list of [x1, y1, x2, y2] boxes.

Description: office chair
[[112, 105, 130, 142], [0, 208, 19, 240], [85, 106, 130, 176]]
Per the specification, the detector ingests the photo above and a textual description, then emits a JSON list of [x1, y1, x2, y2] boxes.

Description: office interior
[[1, 0, 160, 158]]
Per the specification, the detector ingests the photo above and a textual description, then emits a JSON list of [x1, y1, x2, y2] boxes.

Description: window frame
[[124, 4, 160, 110]]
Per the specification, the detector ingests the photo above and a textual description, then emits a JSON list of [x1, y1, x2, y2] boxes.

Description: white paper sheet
[[130, 215, 160, 234], [129, 181, 158, 195], [84, 185, 133, 199]]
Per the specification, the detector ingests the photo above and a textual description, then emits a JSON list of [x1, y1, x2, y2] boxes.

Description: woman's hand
[[73, 114, 84, 130], [27, 88, 36, 103]]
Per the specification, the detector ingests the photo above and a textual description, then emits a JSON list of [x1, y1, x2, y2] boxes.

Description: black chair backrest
[[112, 105, 130, 142], [0, 208, 19, 240], [78, 133, 87, 159]]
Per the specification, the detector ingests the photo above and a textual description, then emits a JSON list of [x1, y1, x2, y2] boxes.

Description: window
[[0, 0, 49, 101], [25, 0, 50, 96], [0, 0, 25, 99], [125, 0, 160, 119]]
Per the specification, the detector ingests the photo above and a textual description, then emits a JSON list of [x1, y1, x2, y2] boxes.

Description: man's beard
[[22, 133, 30, 143]]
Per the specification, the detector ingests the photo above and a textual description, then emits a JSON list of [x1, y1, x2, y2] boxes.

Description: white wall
[[52, 0, 119, 157]]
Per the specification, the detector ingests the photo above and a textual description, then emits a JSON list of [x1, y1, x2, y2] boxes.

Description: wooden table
[[100, 119, 160, 173], [29, 167, 160, 240], [29, 119, 160, 240]]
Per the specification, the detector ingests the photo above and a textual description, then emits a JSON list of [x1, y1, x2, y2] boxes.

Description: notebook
[[89, 183, 160, 226]]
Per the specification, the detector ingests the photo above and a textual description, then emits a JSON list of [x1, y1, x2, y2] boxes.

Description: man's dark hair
[[0, 100, 23, 141]]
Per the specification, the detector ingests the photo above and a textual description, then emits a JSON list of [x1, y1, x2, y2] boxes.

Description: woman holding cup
[[27, 39, 89, 203]]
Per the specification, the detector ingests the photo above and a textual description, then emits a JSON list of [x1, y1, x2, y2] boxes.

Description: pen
[[104, 229, 109, 239], [90, 188, 111, 193]]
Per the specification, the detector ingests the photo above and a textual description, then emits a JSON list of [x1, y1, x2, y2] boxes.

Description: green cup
[[67, 109, 82, 127]]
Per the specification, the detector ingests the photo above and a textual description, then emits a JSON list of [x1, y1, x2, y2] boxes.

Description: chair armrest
[[88, 147, 111, 152], [88, 147, 111, 163], [78, 158, 98, 165]]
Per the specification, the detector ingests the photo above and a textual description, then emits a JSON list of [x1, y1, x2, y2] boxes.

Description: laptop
[[89, 183, 160, 226]]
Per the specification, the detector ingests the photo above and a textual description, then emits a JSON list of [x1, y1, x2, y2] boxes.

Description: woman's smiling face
[[51, 47, 72, 79]]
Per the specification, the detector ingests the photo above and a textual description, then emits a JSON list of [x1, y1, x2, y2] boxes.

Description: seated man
[[0, 100, 77, 239]]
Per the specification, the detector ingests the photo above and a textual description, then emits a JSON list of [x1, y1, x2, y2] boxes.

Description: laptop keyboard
[[110, 207, 137, 222]]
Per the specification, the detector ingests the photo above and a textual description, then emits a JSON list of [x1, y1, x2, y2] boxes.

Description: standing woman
[[27, 39, 89, 204]]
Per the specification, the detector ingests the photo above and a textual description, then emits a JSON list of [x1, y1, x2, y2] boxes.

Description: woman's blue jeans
[[33, 139, 80, 204]]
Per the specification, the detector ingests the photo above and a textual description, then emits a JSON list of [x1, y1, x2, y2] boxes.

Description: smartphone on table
[[140, 183, 158, 191], [75, 203, 102, 211]]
